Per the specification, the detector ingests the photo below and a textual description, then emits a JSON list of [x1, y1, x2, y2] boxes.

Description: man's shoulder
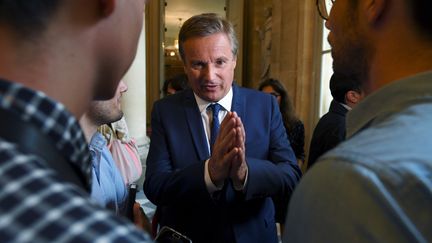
[[156, 89, 189, 103], [235, 85, 270, 98], [299, 129, 432, 240], [338, 103, 431, 154], [321, 116, 432, 174], [313, 111, 346, 136], [233, 85, 274, 109], [152, 90, 192, 111], [324, 106, 347, 121], [287, 154, 431, 242], [0, 139, 152, 242], [0, 138, 32, 165], [291, 103, 432, 243]]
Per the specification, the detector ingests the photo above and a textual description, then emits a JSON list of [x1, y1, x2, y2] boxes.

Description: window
[[319, 22, 333, 116]]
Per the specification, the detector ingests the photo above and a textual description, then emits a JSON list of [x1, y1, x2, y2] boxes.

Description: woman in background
[[259, 78, 305, 234], [259, 78, 305, 164]]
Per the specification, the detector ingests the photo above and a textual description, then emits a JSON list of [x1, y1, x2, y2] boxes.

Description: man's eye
[[215, 60, 227, 66], [192, 62, 205, 69]]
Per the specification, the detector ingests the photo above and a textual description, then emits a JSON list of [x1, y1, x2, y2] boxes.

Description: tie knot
[[209, 103, 222, 115]]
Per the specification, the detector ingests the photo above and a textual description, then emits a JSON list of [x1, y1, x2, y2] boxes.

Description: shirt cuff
[[233, 166, 248, 191], [204, 159, 224, 194]]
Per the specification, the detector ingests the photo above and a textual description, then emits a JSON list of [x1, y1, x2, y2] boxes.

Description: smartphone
[[155, 226, 192, 243], [124, 183, 137, 221]]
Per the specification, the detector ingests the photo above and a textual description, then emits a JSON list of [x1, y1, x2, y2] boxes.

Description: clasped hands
[[208, 111, 247, 189]]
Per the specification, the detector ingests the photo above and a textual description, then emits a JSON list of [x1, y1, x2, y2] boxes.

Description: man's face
[[182, 33, 237, 102], [93, 0, 147, 101], [326, 0, 373, 93], [89, 81, 128, 126]]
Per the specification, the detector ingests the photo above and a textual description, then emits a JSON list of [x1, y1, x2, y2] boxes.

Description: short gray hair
[[178, 13, 239, 61]]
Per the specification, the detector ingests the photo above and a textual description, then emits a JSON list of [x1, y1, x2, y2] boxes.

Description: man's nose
[[203, 65, 217, 81]]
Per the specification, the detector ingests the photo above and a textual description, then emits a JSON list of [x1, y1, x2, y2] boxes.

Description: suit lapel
[[183, 90, 210, 160], [231, 84, 246, 120], [182, 85, 245, 161]]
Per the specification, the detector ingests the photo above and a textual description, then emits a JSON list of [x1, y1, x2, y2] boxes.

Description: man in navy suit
[[144, 13, 301, 243], [307, 73, 364, 170]]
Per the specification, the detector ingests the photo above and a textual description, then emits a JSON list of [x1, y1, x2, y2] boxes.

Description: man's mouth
[[203, 84, 218, 91]]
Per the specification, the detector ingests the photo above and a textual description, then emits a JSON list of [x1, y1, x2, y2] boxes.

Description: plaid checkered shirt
[[0, 79, 152, 242]]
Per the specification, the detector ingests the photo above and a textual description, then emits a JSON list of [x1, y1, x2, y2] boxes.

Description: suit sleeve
[[243, 97, 302, 201]]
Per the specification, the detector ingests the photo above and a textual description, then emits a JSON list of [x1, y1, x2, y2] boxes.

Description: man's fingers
[[218, 114, 237, 138], [214, 128, 237, 155]]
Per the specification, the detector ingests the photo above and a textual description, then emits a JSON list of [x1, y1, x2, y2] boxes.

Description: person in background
[[80, 80, 151, 231], [107, 115, 144, 186], [284, 0, 432, 242], [162, 73, 189, 96], [144, 13, 301, 243], [0, 0, 151, 242], [80, 81, 129, 213], [258, 78, 305, 234], [258, 78, 305, 166], [307, 72, 364, 170]]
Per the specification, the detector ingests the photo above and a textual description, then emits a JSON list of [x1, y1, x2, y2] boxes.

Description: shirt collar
[[194, 86, 233, 113], [0, 78, 92, 187], [340, 103, 351, 111], [346, 71, 432, 138], [88, 132, 107, 153]]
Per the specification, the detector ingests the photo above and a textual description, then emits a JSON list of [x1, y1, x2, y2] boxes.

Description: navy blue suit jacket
[[307, 100, 349, 170], [144, 85, 301, 243]]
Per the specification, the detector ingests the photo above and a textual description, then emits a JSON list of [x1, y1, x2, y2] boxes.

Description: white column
[[122, 22, 151, 184]]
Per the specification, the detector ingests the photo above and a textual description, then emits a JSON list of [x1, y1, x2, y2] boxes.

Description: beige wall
[[145, 0, 165, 127], [243, 0, 322, 170], [243, 0, 272, 88], [226, 0, 245, 85], [123, 26, 148, 146]]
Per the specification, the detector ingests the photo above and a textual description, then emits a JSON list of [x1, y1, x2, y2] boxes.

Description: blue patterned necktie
[[209, 103, 222, 153]]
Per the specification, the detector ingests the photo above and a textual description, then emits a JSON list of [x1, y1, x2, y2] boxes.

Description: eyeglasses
[[316, 0, 335, 20]]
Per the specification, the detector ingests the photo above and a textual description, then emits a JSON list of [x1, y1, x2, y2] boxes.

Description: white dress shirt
[[193, 88, 247, 193]]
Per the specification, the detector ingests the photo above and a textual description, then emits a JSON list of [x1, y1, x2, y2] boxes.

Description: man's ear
[[346, 91, 362, 105], [99, 0, 116, 17], [364, 0, 388, 24]]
